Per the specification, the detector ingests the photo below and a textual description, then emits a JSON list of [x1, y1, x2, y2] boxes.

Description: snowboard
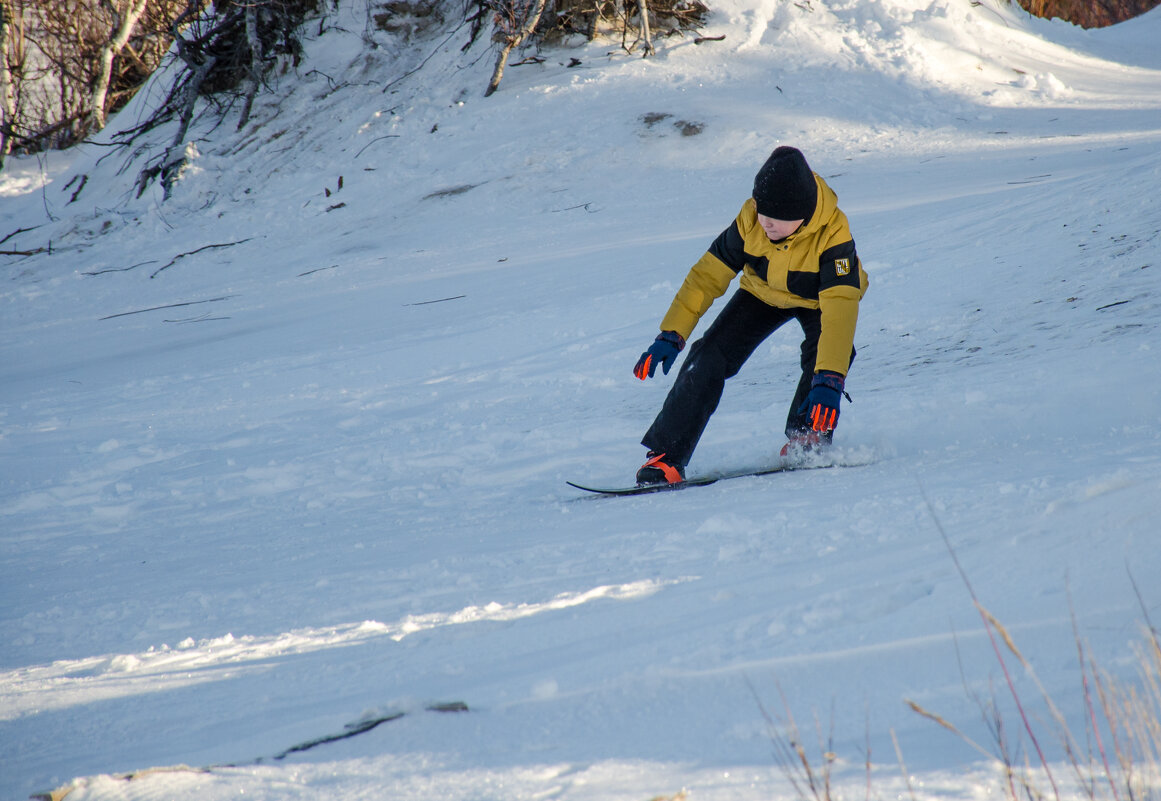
[[567, 458, 855, 496]]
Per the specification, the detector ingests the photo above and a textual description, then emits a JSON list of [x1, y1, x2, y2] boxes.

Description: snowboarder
[[632, 146, 869, 486]]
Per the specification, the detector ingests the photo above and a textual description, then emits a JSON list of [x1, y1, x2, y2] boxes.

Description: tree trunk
[[161, 46, 216, 198], [90, 0, 149, 131], [0, 0, 12, 166], [135, 22, 215, 199], [636, 0, 654, 56], [237, 2, 261, 129], [485, 0, 550, 97]]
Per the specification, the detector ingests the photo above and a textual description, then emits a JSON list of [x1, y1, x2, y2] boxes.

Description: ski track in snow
[[2, 0, 1161, 798], [0, 578, 680, 720]]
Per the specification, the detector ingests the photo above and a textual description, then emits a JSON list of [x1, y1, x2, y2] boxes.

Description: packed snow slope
[[2, 0, 1160, 798]]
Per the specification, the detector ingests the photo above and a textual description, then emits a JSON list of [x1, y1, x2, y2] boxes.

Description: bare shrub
[[1014, 0, 1160, 28], [0, 0, 321, 170], [0, 0, 188, 161], [100, 0, 321, 198], [481, 0, 707, 96], [545, 0, 708, 44], [373, 0, 446, 39]]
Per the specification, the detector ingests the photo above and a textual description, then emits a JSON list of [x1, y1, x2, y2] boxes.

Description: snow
[[2, 0, 1160, 798]]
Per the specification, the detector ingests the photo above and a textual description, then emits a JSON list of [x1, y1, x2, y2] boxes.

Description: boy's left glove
[[802, 370, 845, 432], [633, 331, 686, 380]]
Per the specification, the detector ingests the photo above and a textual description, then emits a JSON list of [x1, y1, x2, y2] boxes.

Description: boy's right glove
[[633, 331, 686, 380], [802, 370, 845, 432]]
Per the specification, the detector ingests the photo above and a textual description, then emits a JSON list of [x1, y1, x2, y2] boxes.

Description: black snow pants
[[641, 289, 854, 467]]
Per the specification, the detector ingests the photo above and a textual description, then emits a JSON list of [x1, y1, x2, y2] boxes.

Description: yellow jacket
[[659, 174, 868, 376]]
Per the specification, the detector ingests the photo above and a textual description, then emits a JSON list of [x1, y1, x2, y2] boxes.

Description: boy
[[633, 146, 869, 486]]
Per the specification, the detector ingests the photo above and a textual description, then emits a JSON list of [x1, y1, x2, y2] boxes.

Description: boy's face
[[756, 213, 804, 241]]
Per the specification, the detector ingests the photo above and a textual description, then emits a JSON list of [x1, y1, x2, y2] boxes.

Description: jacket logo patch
[[834, 258, 851, 276]]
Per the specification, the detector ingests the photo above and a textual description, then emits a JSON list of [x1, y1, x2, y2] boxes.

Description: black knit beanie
[[752, 146, 817, 223]]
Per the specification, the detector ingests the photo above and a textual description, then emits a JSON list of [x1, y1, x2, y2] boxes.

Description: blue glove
[[633, 331, 685, 380], [801, 370, 845, 432]]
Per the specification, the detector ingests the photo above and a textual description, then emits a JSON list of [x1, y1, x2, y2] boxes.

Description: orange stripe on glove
[[633, 354, 654, 381], [809, 404, 838, 433], [633, 331, 685, 380], [802, 370, 845, 434]]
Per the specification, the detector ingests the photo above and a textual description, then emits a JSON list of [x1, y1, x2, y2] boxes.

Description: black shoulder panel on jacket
[[707, 221, 746, 274], [819, 240, 861, 292]]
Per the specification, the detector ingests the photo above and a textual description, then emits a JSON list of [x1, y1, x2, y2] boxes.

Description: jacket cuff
[[812, 370, 845, 391]]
